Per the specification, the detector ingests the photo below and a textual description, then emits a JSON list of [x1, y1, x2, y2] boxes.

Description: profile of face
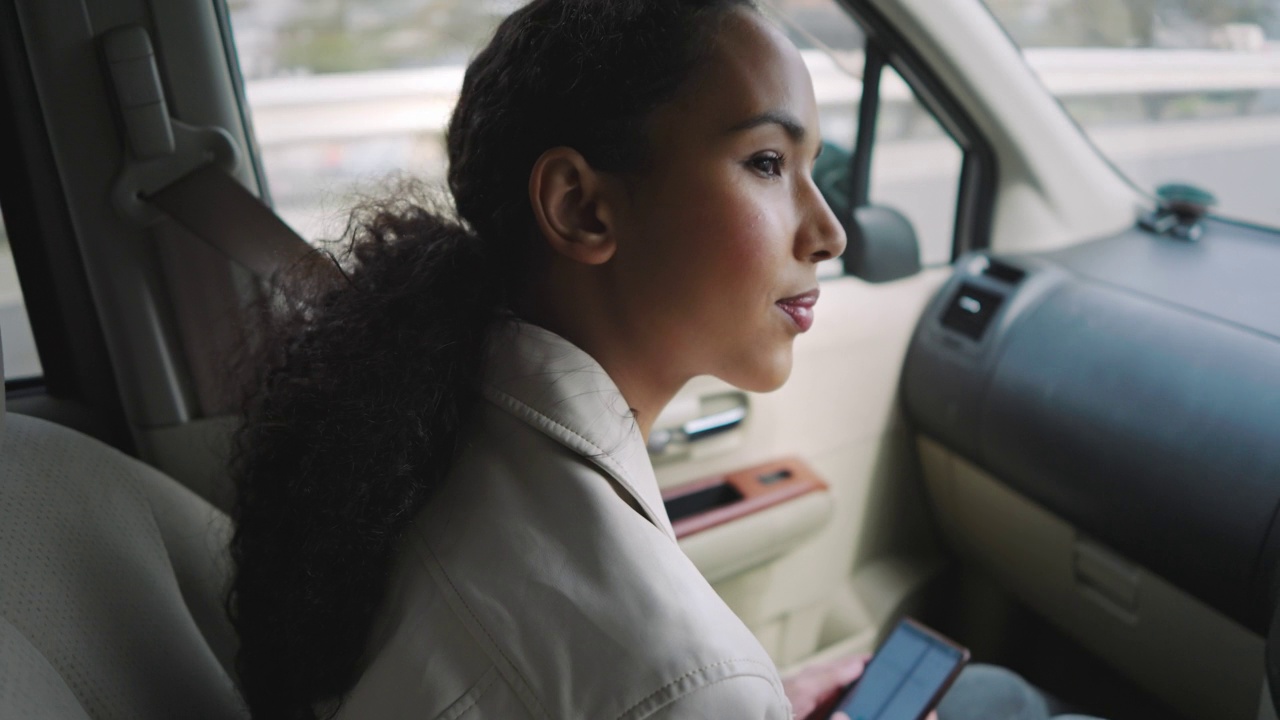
[[530, 7, 847, 419]]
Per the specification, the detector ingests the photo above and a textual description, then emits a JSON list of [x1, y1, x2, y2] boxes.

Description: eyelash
[[748, 152, 786, 178]]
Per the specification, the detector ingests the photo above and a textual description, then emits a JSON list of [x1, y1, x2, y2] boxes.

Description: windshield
[[982, 0, 1280, 230]]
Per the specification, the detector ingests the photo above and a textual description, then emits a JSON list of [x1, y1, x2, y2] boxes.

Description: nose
[[795, 176, 847, 265]]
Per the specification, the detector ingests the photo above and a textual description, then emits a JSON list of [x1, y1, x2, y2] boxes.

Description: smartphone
[[828, 618, 969, 720]]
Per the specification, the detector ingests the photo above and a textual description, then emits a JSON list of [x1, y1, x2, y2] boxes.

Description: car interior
[[3, 0, 1280, 718]]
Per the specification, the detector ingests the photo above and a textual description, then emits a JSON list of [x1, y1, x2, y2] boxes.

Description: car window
[[766, 0, 966, 269], [983, 0, 1280, 229], [226, 1, 513, 241], [227, 0, 966, 270], [764, 0, 867, 278], [869, 65, 964, 267], [0, 211, 41, 381]]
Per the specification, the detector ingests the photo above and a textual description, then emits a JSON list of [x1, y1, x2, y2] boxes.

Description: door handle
[[682, 405, 747, 441], [648, 394, 748, 455]]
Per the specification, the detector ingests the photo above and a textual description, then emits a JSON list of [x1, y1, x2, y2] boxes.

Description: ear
[[528, 147, 618, 266]]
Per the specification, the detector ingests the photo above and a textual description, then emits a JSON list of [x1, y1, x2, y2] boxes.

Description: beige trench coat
[[334, 321, 791, 719]]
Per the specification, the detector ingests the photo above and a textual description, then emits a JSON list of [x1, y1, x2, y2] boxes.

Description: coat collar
[[480, 321, 677, 542]]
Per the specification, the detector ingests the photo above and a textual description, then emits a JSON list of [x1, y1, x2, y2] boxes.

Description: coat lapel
[[481, 321, 677, 541]]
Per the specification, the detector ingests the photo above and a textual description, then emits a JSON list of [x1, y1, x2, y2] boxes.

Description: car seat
[[0, 328, 246, 719]]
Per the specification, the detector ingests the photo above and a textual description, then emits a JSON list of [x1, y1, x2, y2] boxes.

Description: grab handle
[[648, 394, 747, 454]]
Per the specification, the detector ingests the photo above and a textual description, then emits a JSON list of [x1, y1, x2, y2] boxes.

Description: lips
[[776, 289, 819, 332]]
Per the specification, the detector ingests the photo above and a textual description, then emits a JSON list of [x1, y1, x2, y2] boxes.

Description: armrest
[[663, 457, 833, 583]]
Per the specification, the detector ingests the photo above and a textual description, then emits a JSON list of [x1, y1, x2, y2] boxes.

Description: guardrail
[[5, 48, 1280, 380], [244, 47, 1280, 146]]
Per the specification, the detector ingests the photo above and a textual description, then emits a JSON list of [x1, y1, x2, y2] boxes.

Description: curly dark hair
[[227, 0, 756, 718]]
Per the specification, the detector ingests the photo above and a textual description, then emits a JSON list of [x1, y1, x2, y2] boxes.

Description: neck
[[516, 275, 684, 441], [521, 314, 683, 441]]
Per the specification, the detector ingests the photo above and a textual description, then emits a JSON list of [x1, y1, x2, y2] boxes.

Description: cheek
[[705, 202, 785, 293], [631, 170, 789, 318], [691, 181, 778, 260]]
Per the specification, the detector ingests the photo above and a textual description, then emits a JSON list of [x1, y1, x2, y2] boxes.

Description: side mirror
[[813, 140, 922, 284], [844, 205, 922, 283]]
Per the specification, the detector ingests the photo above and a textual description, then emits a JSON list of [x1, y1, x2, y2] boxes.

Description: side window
[[226, 2, 509, 240], [767, 0, 970, 279], [226, 0, 978, 274], [765, 0, 865, 278], [870, 66, 964, 267], [0, 211, 41, 381], [983, 0, 1280, 230]]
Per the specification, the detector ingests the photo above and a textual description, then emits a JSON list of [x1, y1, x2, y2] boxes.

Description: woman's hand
[[782, 654, 867, 720], [784, 654, 940, 720], [829, 707, 942, 712]]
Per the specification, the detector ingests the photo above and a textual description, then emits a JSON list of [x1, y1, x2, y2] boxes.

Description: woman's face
[[603, 9, 847, 394]]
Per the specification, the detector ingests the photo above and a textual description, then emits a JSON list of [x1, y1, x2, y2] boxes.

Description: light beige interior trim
[[678, 489, 833, 585], [919, 435, 1265, 720]]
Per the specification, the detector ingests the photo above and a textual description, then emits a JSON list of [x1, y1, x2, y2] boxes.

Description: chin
[[720, 351, 793, 393]]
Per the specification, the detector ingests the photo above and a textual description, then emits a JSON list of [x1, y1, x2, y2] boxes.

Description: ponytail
[[228, 1, 756, 717], [228, 196, 502, 719]]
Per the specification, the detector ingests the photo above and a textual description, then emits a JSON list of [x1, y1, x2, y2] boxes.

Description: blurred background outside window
[[985, 0, 1280, 229], [225, 0, 1280, 264], [228, 0, 519, 240], [226, 0, 968, 267], [0, 212, 41, 381]]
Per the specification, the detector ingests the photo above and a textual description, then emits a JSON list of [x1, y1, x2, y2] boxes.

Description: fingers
[[828, 654, 867, 686], [784, 654, 870, 720]]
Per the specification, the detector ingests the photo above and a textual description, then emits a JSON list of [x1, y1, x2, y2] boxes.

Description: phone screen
[[833, 620, 968, 720]]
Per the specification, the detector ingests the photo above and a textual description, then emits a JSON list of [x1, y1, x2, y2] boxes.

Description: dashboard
[[901, 218, 1280, 717]]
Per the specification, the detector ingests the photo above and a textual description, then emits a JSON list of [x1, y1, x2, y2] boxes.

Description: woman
[[228, 1, 1092, 718]]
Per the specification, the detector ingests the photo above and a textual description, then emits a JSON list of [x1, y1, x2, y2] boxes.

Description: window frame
[[839, 0, 998, 263], [0, 0, 132, 450], [214, 0, 275, 210]]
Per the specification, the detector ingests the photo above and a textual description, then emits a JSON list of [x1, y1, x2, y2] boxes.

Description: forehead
[[652, 10, 816, 142]]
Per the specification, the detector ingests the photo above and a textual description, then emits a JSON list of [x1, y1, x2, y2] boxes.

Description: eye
[[748, 152, 785, 178]]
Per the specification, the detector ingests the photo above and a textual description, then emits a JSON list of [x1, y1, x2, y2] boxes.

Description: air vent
[[983, 258, 1026, 285], [941, 283, 1004, 340]]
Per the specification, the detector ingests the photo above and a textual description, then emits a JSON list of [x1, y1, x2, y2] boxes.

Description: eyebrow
[[725, 110, 807, 142]]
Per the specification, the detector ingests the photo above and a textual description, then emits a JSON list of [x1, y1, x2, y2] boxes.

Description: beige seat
[[0, 329, 246, 719]]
